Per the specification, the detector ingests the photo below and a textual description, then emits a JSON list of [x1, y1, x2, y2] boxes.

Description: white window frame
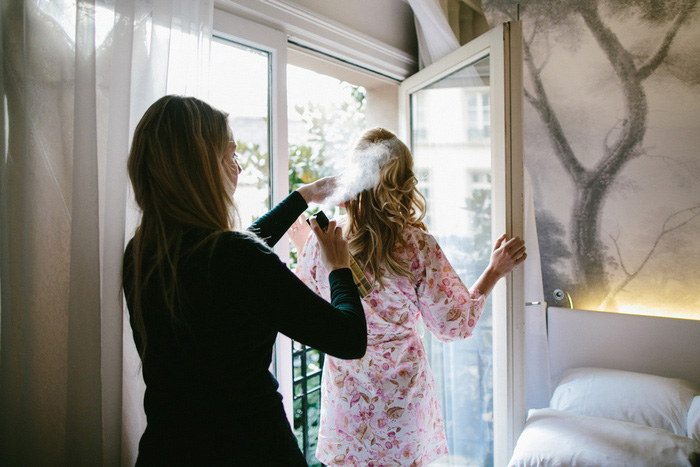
[[399, 22, 525, 465], [213, 8, 294, 421], [215, 0, 417, 80]]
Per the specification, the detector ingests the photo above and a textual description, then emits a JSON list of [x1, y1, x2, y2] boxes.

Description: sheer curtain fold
[[122, 1, 215, 464], [407, 0, 460, 68], [65, 1, 102, 463], [167, 0, 213, 98], [0, 1, 214, 465], [523, 169, 551, 410], [2, 2, 77, 463], [103, 1, 137, 465], [409, 0, 491, 69]]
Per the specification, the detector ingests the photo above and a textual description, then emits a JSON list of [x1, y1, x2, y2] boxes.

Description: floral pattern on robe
[[296, 224, 485, 466]]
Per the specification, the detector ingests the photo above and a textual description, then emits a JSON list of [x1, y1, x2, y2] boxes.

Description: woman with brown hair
[[122, 95, 366, 465], [293, 128, 526, 466]]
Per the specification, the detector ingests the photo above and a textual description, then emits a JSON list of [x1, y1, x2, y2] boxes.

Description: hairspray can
[[309, 211, 373, 298]]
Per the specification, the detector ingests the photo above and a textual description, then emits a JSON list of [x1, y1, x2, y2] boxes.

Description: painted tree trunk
[[522, 2, 654, 308], [570, 176, 610, 305]]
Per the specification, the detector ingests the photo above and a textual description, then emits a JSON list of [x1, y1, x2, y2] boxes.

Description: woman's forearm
[[247, 191, 307, 247], [247, 177, 337, 248], [471, 235, 527, 297], [470, 266, 503, 299]]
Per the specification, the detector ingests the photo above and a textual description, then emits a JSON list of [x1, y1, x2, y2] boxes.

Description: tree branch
[[523, 87, 537, 106], [636, 0, 698, 80], [576, 2, 638, 83], [577, 2, 648, 184], [523, 39, 587, 185], [645, 153, 700, 179], [603, 118, 624, 153], [629, 205, 699, 278], [537, 34, 552, 74], [608, 232, 631, 277], [526, 21, 538, 47], [599, 205, 700, 309]]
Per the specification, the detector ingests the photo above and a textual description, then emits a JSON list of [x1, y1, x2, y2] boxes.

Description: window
[[211, 10, 524, 466], [400, 23, 525, 464], [409, 59, 496, 464], [466, 90, 490, 141], [416, 167, 432, 226], [209, 37, 271, 225], [291, 342, 324, 463], [287, 63, 366, 201], [211, 6, 293, 422], [287, 62, 367, 465], [211, 10, 398, 464]]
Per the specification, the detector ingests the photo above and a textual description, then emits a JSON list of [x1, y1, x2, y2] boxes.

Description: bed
[[509, 308, 700, 466]]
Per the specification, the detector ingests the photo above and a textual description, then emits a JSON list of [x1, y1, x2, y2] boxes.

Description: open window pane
[[401, 23, 524, 465], [411, 56, 494, 466]]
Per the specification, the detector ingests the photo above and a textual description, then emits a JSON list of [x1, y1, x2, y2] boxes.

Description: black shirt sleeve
[[213, 235, 367, 360], [273, 264, 366, 360], [247, 191, 307, 248]]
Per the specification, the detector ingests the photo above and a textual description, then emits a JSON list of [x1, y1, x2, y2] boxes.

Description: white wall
[[365, 86, 400, 133], [548, 307, 700, 388], [291, 0, 417, 56]]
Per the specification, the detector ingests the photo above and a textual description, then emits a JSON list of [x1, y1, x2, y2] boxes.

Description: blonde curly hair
[[343, 128, 426, 288]]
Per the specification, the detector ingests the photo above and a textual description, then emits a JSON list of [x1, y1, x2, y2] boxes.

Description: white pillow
[[689, 396, 700, 442], [550, 367, 700, 437], [509, 408, 700, 467]]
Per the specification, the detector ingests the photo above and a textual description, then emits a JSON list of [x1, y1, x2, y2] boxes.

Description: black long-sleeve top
[[122, 191, 366, 465]]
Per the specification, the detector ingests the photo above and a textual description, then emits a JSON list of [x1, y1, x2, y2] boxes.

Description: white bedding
[[509, 409, 700, 467], [550, 367, 700, 436]]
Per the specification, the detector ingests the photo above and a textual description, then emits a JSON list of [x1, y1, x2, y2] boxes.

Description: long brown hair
[[125, 95, 236, 357], [343, 128, 426, 288]]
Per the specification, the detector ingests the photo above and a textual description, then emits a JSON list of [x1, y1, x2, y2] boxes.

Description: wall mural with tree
[[483, 0, 700, 315]]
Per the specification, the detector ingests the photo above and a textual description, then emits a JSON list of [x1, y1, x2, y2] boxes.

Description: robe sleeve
[[415, 232, 486, 342], [295, 231, 325, 298]]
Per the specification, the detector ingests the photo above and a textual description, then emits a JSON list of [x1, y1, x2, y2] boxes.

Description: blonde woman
[[122, 95, 366, 465], [292, 128, 526, 466]]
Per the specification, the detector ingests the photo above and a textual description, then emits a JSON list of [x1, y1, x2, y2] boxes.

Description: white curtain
[[407, 0, 461, 68], [0, 1, 213, 465], [523, 168, 551, 410], [121, 2, 214, 464]]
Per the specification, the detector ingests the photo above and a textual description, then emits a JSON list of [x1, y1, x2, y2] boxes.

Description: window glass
[[287, 63, 366, 465], [411, 56, 494, 466], [209, 37, 271, 226], [287, 64, 366, 193]]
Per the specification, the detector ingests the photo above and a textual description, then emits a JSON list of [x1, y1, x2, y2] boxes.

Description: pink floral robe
[[296, 224, 485, 467]]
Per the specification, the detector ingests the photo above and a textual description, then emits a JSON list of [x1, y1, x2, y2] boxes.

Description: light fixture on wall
[[614, 304, 700, 321], [553, 289, 573, 309]]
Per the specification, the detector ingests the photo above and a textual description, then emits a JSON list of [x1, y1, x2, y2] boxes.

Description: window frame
[[399, 22, 525, 464], [213, 6, 403, 430], [213, 9, 526, 466], [213, 8, 294, 421]]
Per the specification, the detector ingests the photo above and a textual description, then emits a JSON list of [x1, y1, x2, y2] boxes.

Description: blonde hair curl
[[343, 128, 426, 288]]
